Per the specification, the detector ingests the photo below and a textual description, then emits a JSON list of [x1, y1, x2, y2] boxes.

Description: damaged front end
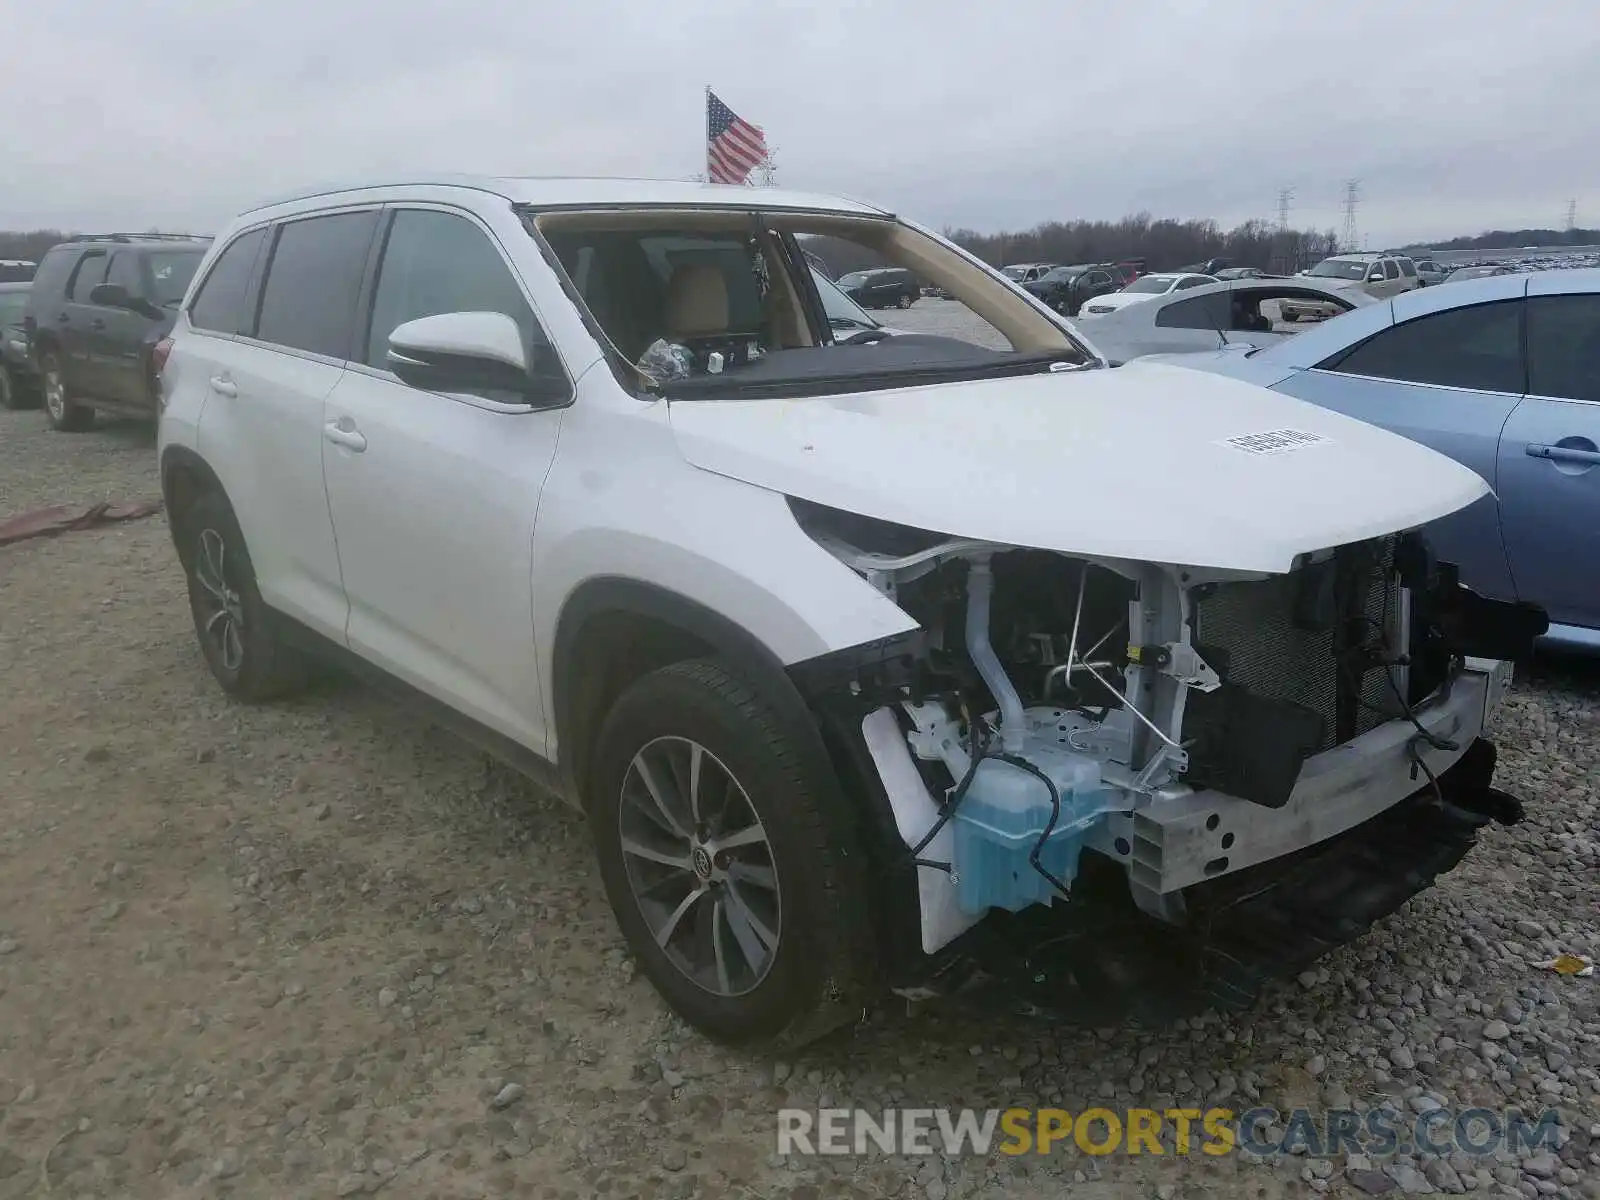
[[787, 499, 1544, 1019]]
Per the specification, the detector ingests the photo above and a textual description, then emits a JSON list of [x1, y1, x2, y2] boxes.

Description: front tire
[[897, 293, 915, 309], [40, 353, 94, 431], [587, 659, 876, 1049], [180, 491, 309, 700]]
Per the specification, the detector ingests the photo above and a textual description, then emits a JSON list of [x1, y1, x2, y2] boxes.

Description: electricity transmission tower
[[1341, 181, 1361, 252], [1276, 187, 1295, 232], [1565, 199, 1578, 232]]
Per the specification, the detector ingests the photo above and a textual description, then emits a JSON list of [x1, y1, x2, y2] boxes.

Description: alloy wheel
[[617, 736, 781, 996], [43, 367, 65, 421], [194, 527, 246, 673]]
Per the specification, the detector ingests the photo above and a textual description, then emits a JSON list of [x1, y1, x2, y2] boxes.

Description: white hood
[[667, 361, 1490, 575]]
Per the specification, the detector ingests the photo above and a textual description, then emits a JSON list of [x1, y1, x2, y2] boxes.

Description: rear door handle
[[56, 313, 70, 323], [90, 318, 105, 330], [324, 420, 367, 453], [1526, 443, 1600, 466], [209, 376, 237, 398]]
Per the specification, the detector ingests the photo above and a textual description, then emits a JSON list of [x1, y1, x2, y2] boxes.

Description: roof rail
[[73, 232, 213, 244]]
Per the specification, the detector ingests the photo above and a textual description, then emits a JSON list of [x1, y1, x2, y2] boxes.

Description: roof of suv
[[50, 234, 212, 250], [240, 176, 891, 219]]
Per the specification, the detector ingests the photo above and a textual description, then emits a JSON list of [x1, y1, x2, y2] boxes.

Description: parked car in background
[[1214, 267, 1272, 280], [0, 282, 40, 409], [1076, 272, 1217, 316], [24, 234, 209, 431], [836, 267, 920, 309], [1446, 265, 1515, 282], [1178, 256, 1232, 275], [1162, 268, 1600, 650], [0, 259, 37, 283], [1413, 259, 1448, 286], [157, 175, 1530, 1049], [1079, 277, 1373, 362], [811, 268, 908, 339], [1000, 263, 1057, 284], [1302, 253, 1419, 300], [1020, 263, 1120, 315]]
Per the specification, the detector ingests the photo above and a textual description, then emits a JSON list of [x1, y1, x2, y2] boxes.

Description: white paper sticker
[[1218, 428, 1330, 456]]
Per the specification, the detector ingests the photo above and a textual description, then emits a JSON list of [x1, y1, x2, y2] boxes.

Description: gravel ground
[[0, 402, 1596, 1200]]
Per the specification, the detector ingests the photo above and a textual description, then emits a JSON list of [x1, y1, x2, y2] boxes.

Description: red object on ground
[[0, 499, 164, 547]]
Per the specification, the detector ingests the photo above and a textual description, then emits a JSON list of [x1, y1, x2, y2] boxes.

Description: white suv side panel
[[321, 367, 564, 751], [192, 333, 351, 638], [528, 382, 919, 758]]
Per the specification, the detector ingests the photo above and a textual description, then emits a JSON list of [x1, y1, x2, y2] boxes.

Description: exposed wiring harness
[[1335, 582, 1458, 807], [909, 707, 992, 874]]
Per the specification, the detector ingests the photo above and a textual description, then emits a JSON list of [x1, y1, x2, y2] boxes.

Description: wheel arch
[[159, 445, 231, 567], [550, 576, 832, 805]]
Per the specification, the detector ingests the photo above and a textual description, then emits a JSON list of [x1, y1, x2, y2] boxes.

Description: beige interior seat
[[664, 265, 731, 339]]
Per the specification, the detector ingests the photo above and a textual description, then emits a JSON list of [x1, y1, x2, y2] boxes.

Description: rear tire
[[40, 353, 94, 431], [179, 490, 309, 700], [897, 293, 914, 309], [586, 658, 876, 1050]]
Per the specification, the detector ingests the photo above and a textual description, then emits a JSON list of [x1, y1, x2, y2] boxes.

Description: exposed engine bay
[[786, 498, 1546, 971]]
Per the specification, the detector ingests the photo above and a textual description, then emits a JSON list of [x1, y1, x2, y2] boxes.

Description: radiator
[[1190, 537, 1403, 754]]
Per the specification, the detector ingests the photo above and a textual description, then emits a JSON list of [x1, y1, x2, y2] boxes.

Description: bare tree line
[[806, 214, 1343, 280]]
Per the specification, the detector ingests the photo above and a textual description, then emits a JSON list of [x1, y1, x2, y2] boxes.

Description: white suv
[[158, 177, 1536, 1048], [1302, 253, 1421, 299]]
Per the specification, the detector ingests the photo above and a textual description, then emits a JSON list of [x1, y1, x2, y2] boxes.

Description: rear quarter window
[[189, 228, 269, 335], [29, 247, 78, 306]]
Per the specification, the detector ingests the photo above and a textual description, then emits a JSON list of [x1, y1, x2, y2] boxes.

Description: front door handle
[[56, 313, 70, 323], [90, 318, 106, 330], [1526, 442, 1600, 466], [209, 376, 237, 398], [324, 420, 367, 453]]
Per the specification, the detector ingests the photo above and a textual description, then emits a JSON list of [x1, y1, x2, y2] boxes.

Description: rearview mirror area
[[386, 311, 570, 408]]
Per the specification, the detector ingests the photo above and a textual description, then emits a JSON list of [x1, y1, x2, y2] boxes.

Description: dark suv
[[0, 283, 40, 409], [1022, 263, 1119, 316], [25, 234, 209, 431], [835, 267, 920, 309]]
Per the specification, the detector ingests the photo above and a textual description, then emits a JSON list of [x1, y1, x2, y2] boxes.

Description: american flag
[[706, 91, 768, 185]]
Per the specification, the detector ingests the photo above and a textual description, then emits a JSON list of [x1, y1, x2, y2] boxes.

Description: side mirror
[[1366, 272, 1384, 283], [387, 311, 568, 407], [89, 282, 134, 309]]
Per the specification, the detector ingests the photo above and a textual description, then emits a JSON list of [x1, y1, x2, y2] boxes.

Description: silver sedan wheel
[[617, 736, 781, 997]]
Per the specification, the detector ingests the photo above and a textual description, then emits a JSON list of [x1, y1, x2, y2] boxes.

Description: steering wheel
[[839, 329, 891, 345]]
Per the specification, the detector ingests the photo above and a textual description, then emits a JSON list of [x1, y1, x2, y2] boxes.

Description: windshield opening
[[1307, 258, 1369, 281], [533, 208, 1090, 399]]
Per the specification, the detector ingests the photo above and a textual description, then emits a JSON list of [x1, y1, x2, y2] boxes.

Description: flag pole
[[703, 85, 712, 182]]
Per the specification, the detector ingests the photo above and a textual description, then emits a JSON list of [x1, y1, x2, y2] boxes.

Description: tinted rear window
[[189, 229, 268, 335], [30, 248, 78, 303], [1324, 300, 1523, 393], [255, 212, 379, 358]]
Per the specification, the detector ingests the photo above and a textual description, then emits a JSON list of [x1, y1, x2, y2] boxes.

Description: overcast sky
[[2, 0, 1595, 245]]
